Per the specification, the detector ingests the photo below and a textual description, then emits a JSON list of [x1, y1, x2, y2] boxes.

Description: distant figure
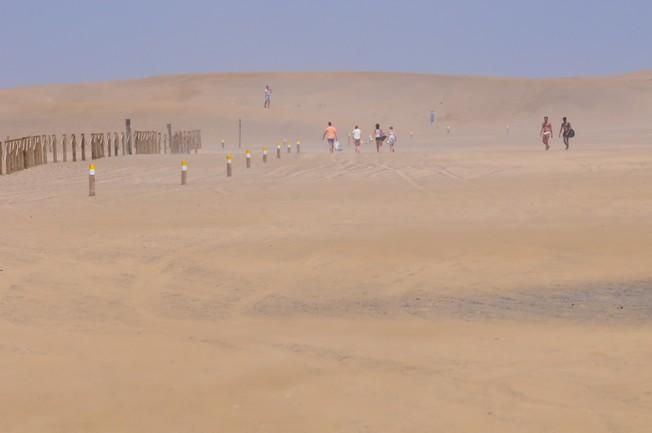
[[374, 123, 386, 153], [559, 117, 574, 150], [264, 85, 272, 109], [447, 125, 451, 135], [409, 131, 414, 140], [430, 111, 436, 126], [352, 125, 362, 153], [387, 127, 397, 152], [322, 121, 338, 153], [540, 116, 553, 150]]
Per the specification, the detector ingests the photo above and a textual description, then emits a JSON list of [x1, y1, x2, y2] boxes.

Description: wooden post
[[126, 119, 132, 155], [221, 139, 225, 149], [107, 133, 112, 157], [72, 134, 77, 162], [226, 154, 232, 177], [276, 144, 281, 159], [114, 132, 119, 156], [52, 135, 58, 163], [238, 119, 242, 149], [81, 133, 87, 161], [296, 139, 301, 153], [263, 147, 268, 163], [166, 124, 172, 155], [181, 160, 187, 185], [0, 140, 3, 175], [286, 140, 291, 154], [245, 150, 251, 168], [62, 134, 67, 162], [89, 163, 96, 197]]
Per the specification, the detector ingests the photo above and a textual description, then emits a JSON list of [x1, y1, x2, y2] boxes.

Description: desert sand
[[1, 72, 652, 432]]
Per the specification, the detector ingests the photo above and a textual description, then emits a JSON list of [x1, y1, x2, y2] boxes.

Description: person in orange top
[[322, 122, 338, 153]]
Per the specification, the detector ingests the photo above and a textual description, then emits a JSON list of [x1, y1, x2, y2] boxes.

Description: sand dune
[[1, 72, 652, 432]]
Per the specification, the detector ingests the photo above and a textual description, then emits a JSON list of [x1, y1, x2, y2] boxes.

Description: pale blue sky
[[1, 0, 650, 87]]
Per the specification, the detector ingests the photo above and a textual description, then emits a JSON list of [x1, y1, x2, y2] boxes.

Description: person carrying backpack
[[559, 117, 575, 150]]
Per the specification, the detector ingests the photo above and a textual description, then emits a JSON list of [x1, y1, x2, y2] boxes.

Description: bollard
[[262, 147, 268, 163], [89, 163, 96, 197], [221, 139, 225, 149], [276, 144, 281, 159], [296, 139, 301, 154], [245, 150, 251, 168], [226, 154, 233, 177], [181, 160, 188, 185], [287, 142, 292, 154]]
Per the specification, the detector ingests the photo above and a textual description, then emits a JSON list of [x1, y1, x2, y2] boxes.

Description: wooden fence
[[134, 131, 161, 155], [170, 130, 202, 154], [1, 127, 201, 176]]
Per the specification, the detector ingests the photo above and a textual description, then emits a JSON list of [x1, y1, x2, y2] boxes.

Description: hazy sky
[[1, 0, 651, 87]]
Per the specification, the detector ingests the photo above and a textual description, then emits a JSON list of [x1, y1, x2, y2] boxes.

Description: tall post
[[226, 154, 232, 177], [167, 123, 172, 155], [0, 140, 4, 175], [126, 119, 132, 155], [62, 134, 67, 162], [81, 133, 86, 161], [52, 135, 58, 163], [238, 119, 242, 149], [72, 134, 77, 162]]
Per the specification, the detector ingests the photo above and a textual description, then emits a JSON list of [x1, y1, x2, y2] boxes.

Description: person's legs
[[564, 135, 569, 150], [328, 139, 334, 153], [376, 139, 381, 152]]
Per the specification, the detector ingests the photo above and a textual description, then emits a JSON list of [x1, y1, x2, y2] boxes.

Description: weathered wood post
[[52, 135, 58, 163], [126, 119, 132, 155], [296, 139, 301, 153], [286, 139, 291, 154], [81, 133, 87, 161], [221, 139, 225, 150], [238, 119, 242, 149], [0, 140, 4, 175], [181, 160, 188, 185], [89, 163, 96, 197], [163, 134, 168, 154], [226, 154, 233, 177], [72, 134, 77, 161], [276, 143, 281, 159], [62, 134, 67, 162], [107, 133, 112, 157], [114, 132, 119, 156], [262, 147, 268, 163], [121, 132, 125, 155], [245, 150, 251, 168], [166, 124, 172, 155]]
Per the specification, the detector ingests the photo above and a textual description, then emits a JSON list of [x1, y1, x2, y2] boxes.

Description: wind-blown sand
[[1, 72, 652, 432]]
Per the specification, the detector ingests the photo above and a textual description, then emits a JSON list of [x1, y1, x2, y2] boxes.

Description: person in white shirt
[[352, 125, 362, 153], [387, 127, 397, 152]]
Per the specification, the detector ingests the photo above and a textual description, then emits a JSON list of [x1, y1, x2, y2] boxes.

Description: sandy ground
[[2, 137, 652, 432]]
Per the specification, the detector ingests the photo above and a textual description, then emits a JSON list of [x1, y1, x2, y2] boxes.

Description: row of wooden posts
[[0, 124, 202, 176]]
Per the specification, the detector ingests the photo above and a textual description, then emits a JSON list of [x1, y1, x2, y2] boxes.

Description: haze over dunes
[[2, 71, 652, 146], [2, 71, 652, 433]]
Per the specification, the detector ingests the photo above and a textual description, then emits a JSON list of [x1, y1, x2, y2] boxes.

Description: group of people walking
[[322, 122, 397, 153], [540, 116, 575, 151]]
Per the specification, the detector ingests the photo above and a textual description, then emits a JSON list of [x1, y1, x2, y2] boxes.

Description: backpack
[[568, 128, 575, 138]]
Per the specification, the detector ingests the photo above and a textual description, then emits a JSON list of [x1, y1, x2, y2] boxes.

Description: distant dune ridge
[[1, 71, 651, 148]]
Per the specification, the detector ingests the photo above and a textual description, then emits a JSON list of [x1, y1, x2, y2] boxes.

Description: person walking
[[374, 123, 386, 153], [559, 117, 574, 150], [386, 127, 397, 152], [264, 85, 272, 109], [540, 116, 553, 151], [352, 125, 362, 153], [322, 122, 338, 153]]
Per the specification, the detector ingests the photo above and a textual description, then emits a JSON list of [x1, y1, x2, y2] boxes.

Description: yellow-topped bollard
[[245, 149, 251, 168], [262, 147, 268, 163], [226, 153, 233, 177], [88, 163, 96, 196], [276, 143, 281, 159], [296, 139, 301, 153], [180, 160, 188, 185]]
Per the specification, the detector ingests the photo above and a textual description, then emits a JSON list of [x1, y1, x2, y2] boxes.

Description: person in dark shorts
[[374, 123, 385, 153], [559, 117, 574, 150]]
